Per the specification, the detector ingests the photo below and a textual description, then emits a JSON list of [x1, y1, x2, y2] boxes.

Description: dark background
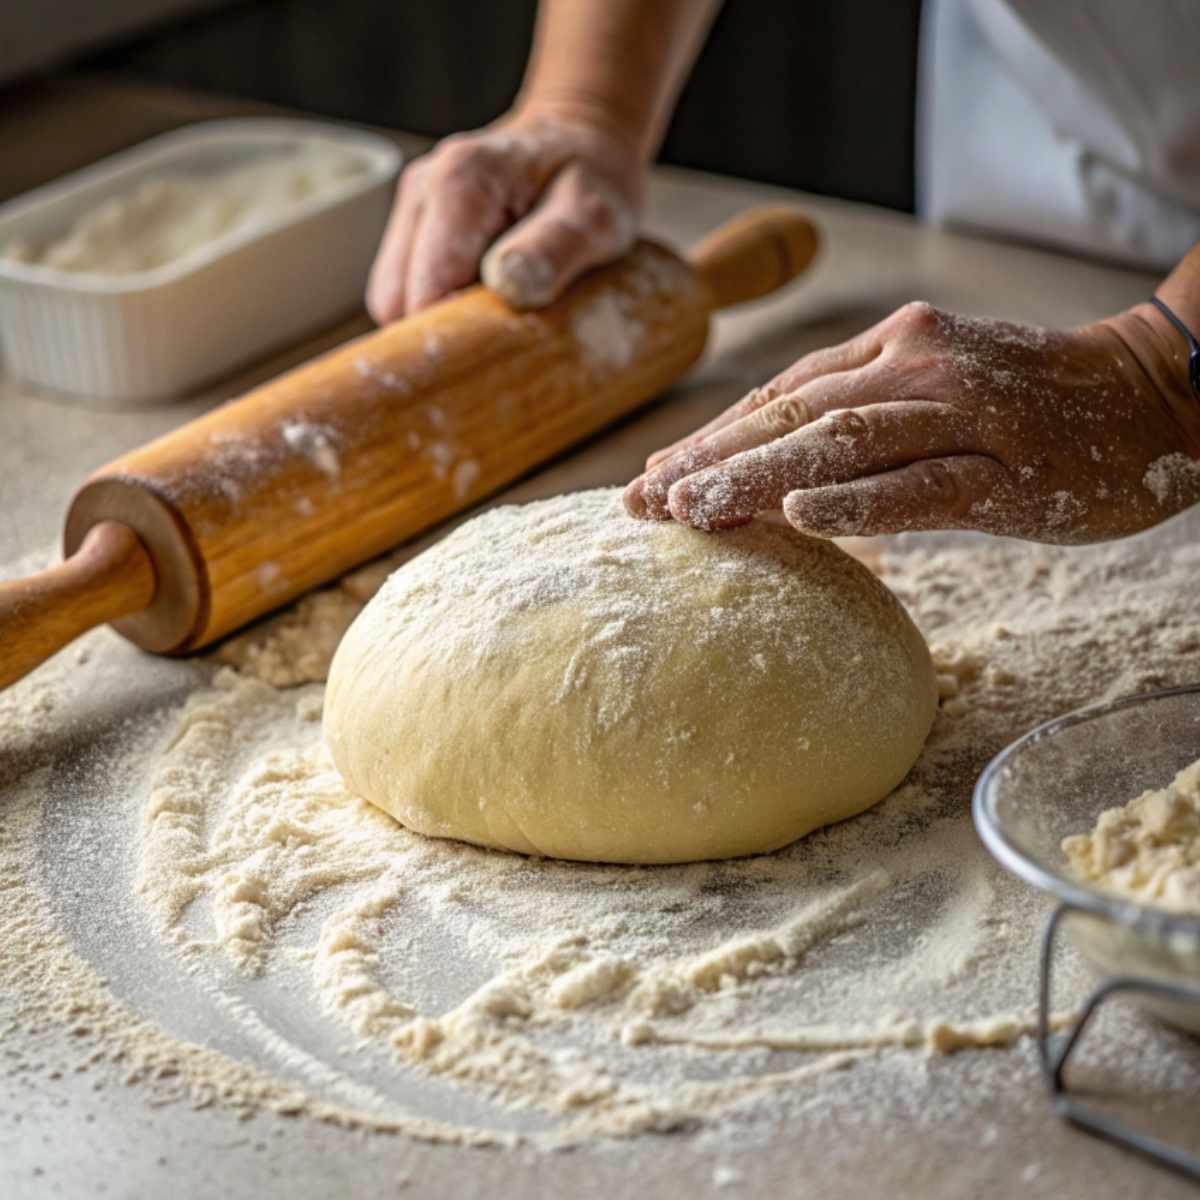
[[82, 0, 923, 211]]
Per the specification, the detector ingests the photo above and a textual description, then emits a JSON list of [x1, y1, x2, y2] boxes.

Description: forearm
[[515, 0, 720, 160]]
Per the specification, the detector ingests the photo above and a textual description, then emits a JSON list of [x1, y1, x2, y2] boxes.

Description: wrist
[[508, 89, 650, 166], [1097, 304, 1200, 457]]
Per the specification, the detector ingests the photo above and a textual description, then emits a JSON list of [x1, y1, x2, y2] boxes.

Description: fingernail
[[481, 248, 556, 309], [639, 467, 677, 520], [641, 446, 717, 520], [668, 474, 726, 531], [623, 477, 648, 518], [784, 489, 864, 537]]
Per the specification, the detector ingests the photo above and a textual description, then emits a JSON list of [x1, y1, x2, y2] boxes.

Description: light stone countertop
[[1, 77, 1196, 1200]]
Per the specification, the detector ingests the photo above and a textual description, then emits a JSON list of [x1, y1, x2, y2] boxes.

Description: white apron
[[918, 0, 1200, 270]]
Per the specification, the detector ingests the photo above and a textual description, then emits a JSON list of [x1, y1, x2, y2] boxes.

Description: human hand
[[366, 110, 642, 323], [623, 301, 1200, 544]]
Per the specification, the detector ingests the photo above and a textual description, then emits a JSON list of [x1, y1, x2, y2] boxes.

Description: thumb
[[481, 164, 636, 309], [782, 455, 1011, 538]]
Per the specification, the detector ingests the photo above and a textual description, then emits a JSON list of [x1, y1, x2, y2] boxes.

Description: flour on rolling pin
[[210, 420, 343, 492], [569, 251, 701, 370], [281, 422, 341, 479], [571, 292, 641, 369], [4, 143, 368, 275], [353, 329, 447, 395]]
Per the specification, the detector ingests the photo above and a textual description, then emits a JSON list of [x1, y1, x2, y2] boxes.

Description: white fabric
[[918, 0, 1200, 269]]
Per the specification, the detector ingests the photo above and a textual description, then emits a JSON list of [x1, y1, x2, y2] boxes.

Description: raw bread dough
[[324, 489, 937, 864]]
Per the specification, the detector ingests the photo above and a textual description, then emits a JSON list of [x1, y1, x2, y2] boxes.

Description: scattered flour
[[712, 1164, 742, 1189], [1144, 452, 1200, 508], [4, 514, 1200, 1150]]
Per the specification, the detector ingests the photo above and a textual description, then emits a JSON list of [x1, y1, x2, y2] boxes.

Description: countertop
[[1, 76, 1196, 1200]]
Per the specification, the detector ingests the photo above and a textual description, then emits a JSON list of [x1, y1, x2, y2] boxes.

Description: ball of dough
[[324, 489, 936, 864]]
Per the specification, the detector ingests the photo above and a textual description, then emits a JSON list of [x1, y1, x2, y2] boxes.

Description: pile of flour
[[5, 143, 367, 276], [1064, 758, 1200, 913], [4, 515, 1200, 1150]]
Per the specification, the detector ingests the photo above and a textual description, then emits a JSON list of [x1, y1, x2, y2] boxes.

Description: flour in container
[[4, 143, 367, 275], [1064, 758, 1200, 913]]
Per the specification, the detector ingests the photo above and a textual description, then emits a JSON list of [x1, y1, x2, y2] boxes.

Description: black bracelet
[[1150, 296, 1200, 395]]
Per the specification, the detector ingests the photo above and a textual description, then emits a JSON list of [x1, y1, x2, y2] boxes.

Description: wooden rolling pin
[[0, 206, 819, 688]]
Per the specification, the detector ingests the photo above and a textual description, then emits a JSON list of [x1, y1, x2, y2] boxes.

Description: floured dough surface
[[1063, 757, 1200, 913], [324, 488, 936, 863]]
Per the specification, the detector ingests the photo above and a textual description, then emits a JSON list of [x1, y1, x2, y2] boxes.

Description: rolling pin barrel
[[3, 206, 819, 687], [64, 241, 714, 654]]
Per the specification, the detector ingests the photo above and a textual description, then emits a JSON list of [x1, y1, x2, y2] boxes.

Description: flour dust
[[3, 515, 1200, 1150]]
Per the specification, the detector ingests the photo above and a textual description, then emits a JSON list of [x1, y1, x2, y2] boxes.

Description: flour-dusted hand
[[365, 0, 721, 321], [624, 296, 1200, 544], [366, 112, 642, 322]]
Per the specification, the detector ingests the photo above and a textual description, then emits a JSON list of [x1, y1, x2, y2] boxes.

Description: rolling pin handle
[[0, 522, 156, 690], [689, 206, 820, 311]]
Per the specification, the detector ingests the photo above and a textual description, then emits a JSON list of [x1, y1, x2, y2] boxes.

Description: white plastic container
[[0, 118, 402, 404]]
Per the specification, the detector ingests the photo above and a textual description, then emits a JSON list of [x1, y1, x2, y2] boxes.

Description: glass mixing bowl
[[974, 684, 1200, 1033]]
